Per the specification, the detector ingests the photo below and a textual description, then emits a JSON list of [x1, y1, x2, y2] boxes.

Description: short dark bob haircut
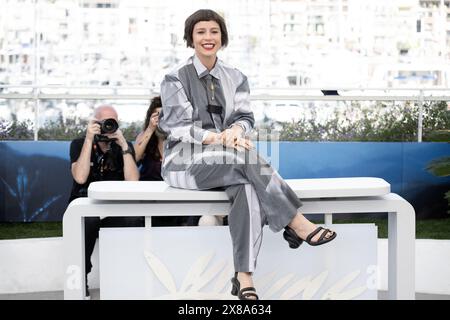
[[184, 9, 229, 48]]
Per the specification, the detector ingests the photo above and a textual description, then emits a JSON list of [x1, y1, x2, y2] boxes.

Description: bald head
[[94, 105, 118, 122]]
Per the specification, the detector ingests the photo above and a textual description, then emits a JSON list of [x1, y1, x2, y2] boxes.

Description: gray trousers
[[162, 143, 302, 272]]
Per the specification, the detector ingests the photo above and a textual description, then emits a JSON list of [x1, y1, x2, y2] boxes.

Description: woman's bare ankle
[[288, 213, 308, 231], [237, 272, 253, 285]]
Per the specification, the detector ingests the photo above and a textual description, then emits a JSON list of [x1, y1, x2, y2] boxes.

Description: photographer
[[68, 105, 140, 299]]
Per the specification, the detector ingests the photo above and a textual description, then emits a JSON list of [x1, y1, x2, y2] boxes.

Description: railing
[[1, 85, 449, 142]]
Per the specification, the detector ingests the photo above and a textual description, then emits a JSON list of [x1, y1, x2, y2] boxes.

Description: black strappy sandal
[[283, 225, 336, 248], [231, 272, 259, 300]]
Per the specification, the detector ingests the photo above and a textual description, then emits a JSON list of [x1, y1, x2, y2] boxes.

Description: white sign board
[[99, 224, 377, 300]]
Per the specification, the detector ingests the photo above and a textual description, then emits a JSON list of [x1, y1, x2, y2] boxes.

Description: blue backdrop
[[0, 141, 449, 221]]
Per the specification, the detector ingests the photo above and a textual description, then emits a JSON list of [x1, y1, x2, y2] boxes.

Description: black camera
[[98, 118, 118, 134], [95, 118, 119, 142]]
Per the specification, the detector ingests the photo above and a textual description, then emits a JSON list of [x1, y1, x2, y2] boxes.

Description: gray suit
[[159, 54, 302, 272]]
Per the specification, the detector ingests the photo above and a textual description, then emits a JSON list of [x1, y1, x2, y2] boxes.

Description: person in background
[[134, 96, 195, 226], [68, 105, 142, 299]]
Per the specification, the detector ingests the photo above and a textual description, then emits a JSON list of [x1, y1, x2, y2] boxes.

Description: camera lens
[[101, 118, 118, 134]]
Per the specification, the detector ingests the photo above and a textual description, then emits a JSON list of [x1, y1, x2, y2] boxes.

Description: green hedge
[[1, 101, 449, 142], [278, 101, 449, 142]]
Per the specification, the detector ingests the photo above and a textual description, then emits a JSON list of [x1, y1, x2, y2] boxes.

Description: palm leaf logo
[[321, 270, 366, 300], [144, 250, 233, 299], [279, 275, 318, 299], [143, 250, 371, 300], [179, 251, 214, 292], [144, 251, 177, 294], [262, 273, 296, 299]]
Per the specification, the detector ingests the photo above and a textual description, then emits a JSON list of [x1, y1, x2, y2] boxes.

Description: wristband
[[122, 148, 133, 156]]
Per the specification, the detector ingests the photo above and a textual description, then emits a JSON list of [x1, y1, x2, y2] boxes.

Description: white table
[[63, 177, 415, 300]]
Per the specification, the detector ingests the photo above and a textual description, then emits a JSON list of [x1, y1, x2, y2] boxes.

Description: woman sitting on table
[[158, 9, 337, 300]]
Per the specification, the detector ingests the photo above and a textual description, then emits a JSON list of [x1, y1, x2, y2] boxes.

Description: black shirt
[[68, 137, 136, 203], [139, 153, 163, 182]]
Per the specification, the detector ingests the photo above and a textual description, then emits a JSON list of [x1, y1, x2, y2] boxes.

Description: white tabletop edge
[[88, 177, 391, 201]]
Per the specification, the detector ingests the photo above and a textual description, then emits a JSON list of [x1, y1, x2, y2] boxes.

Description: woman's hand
[[228, 136, 254, 151], [147, 112, 159, 133], [203, 125, 253, 151], [203, 132, 222, 145], [219, 126, 253, 151], [221, 125, 243, 148]]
